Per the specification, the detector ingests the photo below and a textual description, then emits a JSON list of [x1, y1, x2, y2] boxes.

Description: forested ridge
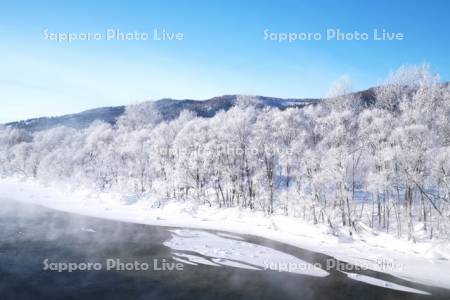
[[1, 65, 449, 241]]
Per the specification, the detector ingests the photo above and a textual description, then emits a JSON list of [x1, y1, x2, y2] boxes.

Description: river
[[0, 198, 448, 300]]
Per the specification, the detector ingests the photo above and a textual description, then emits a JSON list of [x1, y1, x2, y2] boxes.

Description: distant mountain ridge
[[4, 82, 449, 132], [3, 94, 321, 131]]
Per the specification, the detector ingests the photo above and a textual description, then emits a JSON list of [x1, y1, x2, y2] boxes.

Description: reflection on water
[[0, 198, 448, 300]]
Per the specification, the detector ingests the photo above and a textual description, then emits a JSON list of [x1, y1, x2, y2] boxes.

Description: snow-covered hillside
[[3, 95, 319, 132]]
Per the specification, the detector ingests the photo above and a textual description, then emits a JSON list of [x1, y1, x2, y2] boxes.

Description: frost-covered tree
[[1, 64, 449, 242]]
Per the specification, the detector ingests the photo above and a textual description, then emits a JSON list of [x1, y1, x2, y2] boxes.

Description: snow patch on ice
[[216, 232, 245, 240], [172, 252, 220, 266], [172, 256, 198, 266], [164, 229, 329, 277], [344, 272, 431, 295], [211, 258, 260, 270]]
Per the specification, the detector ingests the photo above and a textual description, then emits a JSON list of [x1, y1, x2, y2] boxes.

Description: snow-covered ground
[[1, 177, 449, 291]]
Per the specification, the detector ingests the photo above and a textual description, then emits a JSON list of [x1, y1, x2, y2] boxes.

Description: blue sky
[[1, 0, 449, 122]]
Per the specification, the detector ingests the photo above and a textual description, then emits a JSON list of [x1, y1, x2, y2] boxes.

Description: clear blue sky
[[1, 0, 449, 122]]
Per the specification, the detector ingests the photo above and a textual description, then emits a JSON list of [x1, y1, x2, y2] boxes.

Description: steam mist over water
[[0, 198, 448, 300]]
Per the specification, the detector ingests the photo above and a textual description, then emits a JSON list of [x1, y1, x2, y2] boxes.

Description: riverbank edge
[[1, 176, 449, 289]]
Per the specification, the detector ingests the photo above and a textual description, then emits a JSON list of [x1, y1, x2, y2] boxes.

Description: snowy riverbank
[[1, 177, 449, 290]]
